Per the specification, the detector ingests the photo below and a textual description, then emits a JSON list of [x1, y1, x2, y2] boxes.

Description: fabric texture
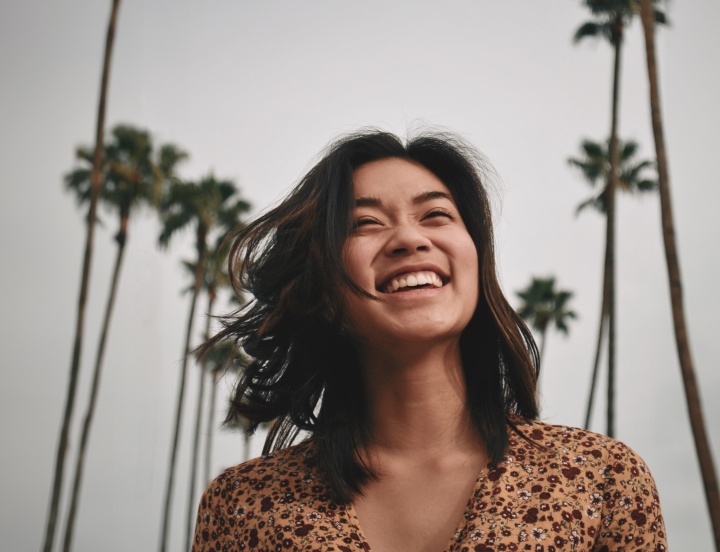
[[192, 419, 666, 551]]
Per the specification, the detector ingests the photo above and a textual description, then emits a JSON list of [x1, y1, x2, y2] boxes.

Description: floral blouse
[[192, 419, 666, 551]]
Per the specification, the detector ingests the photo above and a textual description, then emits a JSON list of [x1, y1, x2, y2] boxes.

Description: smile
[[381, 270, 446, 293]]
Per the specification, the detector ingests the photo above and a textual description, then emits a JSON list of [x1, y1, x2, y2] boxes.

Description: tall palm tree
[[574, 0, 666, 438], [41, 2, 122, 551], [61, 126, 185, 552], [516, 277, 577, 367], [568, 137, 657, 430], [158, 176, 251, 552], [181, 241, 235, 552], [639, 0, 720, 545]]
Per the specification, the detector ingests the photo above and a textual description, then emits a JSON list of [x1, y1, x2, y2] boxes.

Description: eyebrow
[[354, 190, 453, 207]]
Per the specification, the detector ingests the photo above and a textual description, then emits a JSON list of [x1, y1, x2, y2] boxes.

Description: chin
[[365, 321, 467, 347]]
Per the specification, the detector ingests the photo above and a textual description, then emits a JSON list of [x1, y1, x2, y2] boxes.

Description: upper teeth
[[385, 271, 444, 293]]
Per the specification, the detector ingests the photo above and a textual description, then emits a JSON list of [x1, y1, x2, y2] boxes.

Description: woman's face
[[342, 157, 479, 347]]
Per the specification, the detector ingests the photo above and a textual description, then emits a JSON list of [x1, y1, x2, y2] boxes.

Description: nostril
[[391, 243, 429, 255]]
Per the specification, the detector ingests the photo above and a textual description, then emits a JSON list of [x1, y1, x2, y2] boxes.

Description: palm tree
[[574, 0, 666, 438], [516, 277, 577, 367], [60, 126, 185, 552], [41, 2, 122, 551], [639, 0, 720, 544], [568, 137, 657, 431], [181, 242, 236, 551], [158, 175, 251, 552]]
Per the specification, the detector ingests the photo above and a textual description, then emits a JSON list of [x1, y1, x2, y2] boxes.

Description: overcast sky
[[1, 1, 719, 550]]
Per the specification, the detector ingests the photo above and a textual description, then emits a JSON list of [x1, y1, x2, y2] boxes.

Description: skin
[[343, 157, 488, 552]]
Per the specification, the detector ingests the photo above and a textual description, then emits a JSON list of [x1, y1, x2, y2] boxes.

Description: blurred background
[[1, 1, 718, 550]]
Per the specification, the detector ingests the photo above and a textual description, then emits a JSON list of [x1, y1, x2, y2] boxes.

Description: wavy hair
[[204, 129, 539, 503]]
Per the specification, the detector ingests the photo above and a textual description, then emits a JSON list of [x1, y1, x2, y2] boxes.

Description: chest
[[350, 465, 482, 552]]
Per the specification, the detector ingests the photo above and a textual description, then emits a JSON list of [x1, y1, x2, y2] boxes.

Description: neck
[[358, 338, 482, 457]]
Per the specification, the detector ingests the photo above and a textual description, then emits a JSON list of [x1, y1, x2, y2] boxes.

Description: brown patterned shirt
[[192, 419, 666, 551]]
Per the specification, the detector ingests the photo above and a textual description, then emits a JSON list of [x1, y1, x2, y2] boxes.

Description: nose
[[384, 223, 432, 256]]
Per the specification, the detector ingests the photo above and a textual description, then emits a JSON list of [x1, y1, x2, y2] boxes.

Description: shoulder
[[199, 439, 323, 511], [212, 439, 318, 482], [509, 417, 650, 468], [507, 418, 666, 544], [192, 440, 348, 551], [498, 419, 667, 551]]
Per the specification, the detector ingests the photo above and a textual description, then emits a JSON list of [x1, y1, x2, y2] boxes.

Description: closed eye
[[353, 217, 382, 229], [423, 209, 454, 221]]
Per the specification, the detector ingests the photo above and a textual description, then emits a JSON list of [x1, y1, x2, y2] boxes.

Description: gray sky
[[1, 1, 718, 550]]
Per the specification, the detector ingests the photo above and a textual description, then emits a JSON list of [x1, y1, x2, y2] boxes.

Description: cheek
[[342, 239, 374, 290], [459, 238, 480, 300]]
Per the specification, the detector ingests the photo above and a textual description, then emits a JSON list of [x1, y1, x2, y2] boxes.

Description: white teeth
[[384, 271, 445, 293]]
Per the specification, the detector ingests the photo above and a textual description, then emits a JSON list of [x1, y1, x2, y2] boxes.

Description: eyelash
[[353, 209, 454, 228], [424, 209, 453, 220]]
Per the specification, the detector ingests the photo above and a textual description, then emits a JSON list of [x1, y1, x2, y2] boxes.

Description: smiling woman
[[192, 129, 667, 551]]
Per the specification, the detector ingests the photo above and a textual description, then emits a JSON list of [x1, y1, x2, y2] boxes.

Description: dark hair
[[205, 128, 539, 503]]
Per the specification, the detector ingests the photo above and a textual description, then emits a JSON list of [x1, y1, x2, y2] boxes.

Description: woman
[[193, 130, 666, 551]]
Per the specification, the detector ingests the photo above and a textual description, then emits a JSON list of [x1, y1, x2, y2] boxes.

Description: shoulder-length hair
[[205, 129, 539, 503]]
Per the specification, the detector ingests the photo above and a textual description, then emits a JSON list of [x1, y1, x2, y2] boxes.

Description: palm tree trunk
[[538, 330, 547, 370], [186, 290, 215, 552], [243, 431, 251, 463], [61, 218, 128, 552], [159, 228, 207, 552], [205, 350, 235, 486], [605, 20, 623, 439], [41, 2, 121, 551], [535, 330, 547, 397], [204, 368, 219, 487], [583, 306, 607, 429], [639, 1, 720, 546]]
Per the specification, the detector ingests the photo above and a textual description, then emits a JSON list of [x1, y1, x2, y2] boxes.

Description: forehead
[[351, 157, 452, 200]]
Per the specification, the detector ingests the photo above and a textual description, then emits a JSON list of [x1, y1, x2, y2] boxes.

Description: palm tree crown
[[180, 244, 231, 300], [517, 277, 576, 338], [65, 125, 186, 242], [574, 0, 667, 46], [159, 175, 251, 249], [516, 277, 577, 365], [568, 138, 657, 215]]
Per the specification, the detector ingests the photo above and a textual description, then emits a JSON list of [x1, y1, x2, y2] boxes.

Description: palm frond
[[573, 21, 603, 43], [635, 179, 659, 193], [654, 6, 669, 26], [620, 140, 639, 161], [576, 193, 607, 216], [75, 147, 95, 164], [516, 276, 577, 338], [159, 210, 194, 248]]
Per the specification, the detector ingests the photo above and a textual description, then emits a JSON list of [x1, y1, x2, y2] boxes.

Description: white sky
[[1, 1, 719, 550]]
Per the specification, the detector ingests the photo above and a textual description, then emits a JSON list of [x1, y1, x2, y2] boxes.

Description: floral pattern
[[192, 420, 666, 551]]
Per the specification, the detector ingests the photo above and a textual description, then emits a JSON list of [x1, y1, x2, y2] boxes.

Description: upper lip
[[376, 263, 449, 290]]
